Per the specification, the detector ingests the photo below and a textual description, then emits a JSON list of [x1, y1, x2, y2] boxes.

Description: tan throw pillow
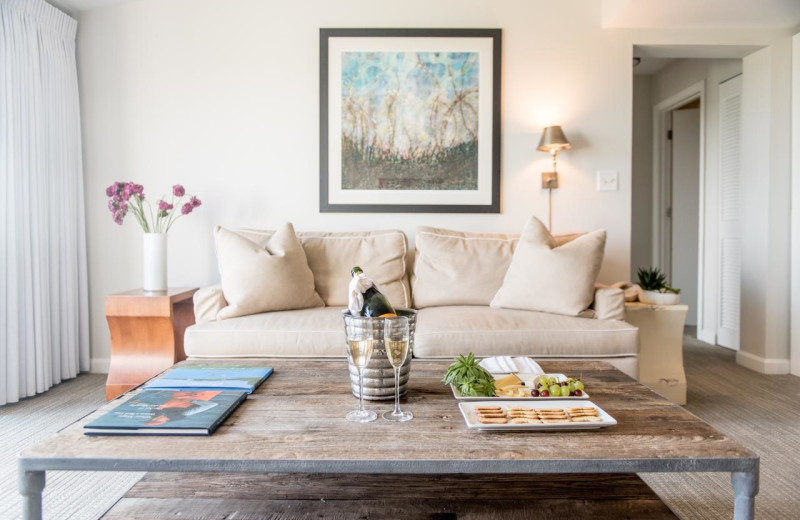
[[214, 223, 324, 319], [490, 217, 606, 316], [412, 226, 518, 308], [230, 228, 409, 308]]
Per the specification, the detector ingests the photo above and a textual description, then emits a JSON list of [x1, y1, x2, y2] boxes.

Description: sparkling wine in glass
[[345, 316, 377, 423], [382, 316, 412, 422]]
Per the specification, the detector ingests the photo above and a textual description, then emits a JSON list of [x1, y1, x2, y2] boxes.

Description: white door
[[717, 75, 742, 350], [671, 107, 701, 326]]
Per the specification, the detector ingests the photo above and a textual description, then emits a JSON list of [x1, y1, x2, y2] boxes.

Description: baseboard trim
[[696, 329, 716, 345], [736, 351, 790, 374], [90, 357, 110, 374]]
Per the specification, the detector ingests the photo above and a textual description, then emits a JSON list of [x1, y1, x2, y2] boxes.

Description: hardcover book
[[84, 389, 247, 436], [143, 365, 273, 394]]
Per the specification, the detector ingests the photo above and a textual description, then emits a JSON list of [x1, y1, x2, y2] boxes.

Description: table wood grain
[[19, 359, 759, 520]]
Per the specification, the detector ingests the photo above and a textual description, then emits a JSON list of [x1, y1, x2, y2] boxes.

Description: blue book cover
[[84, 389, 246, 436], [143, 365, 273, 394]]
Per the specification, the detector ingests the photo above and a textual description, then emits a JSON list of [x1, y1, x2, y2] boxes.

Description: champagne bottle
[[350, 266, 397, 318]]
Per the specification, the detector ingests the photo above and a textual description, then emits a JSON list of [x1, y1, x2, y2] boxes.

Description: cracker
[[570, 416, 603, 423], [477, 416, 508, 424], [540, 418, 571, 423], [511, 417, 542, 424], [506, 407, 534, 412], [476, 413, 507, 419]]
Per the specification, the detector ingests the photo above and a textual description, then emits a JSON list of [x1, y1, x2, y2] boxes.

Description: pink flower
[[105, 185, 115, 197], [158, 200, 174, 211], [172, 184, 185, 197], [181, 203, 193, 215], [129, 183, 144, 198], [190, 196, 202, 208]]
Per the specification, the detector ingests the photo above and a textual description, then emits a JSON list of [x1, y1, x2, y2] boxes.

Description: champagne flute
[[382, 316, 412, 422], [345, 316, 377, 423]]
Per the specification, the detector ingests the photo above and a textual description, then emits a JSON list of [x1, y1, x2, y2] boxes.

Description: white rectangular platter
[[451, 372, 590, 401], [458, 400, 617, 431]]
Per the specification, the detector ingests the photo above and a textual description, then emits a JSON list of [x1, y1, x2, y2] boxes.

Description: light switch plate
[[597, 170, 618, 191]]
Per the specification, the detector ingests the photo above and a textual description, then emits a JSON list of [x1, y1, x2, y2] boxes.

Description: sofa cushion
[[185, 307, 347, 358], [214, 224, 324, 320], [412, 306, 638, 359], [491, 217, 606, 317], [412, 225, 582, 309], [234, 228, 409, 309]]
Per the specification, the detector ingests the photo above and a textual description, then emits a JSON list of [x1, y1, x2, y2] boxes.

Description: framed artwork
[[320, 28, 501, 213]]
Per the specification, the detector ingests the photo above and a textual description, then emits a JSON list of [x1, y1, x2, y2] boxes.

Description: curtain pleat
[[0, 0, 89, 405]]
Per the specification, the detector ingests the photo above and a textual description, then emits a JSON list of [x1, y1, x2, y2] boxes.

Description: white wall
[[78, 0, 636, 368], [630, 75, 652, 279], [644, 59, 742, 343], [738, 42, 793, 374]]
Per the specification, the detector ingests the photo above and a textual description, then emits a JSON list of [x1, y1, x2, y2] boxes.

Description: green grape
[[549, 385, 561, 397], [574, 381, 585, 391]]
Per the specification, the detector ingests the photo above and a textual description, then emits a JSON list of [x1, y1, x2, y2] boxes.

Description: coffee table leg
[[19, 468, 45, 520], [732, 470, 758, 520]]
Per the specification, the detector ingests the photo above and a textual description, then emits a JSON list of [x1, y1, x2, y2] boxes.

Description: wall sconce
[[537, 125, 571, 232]]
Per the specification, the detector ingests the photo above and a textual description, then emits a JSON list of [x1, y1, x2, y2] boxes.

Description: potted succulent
[[637, 267, 681, 305]]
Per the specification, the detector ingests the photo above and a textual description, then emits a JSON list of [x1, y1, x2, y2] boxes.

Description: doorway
[[632, 54, 745, 351], [650, 81, 705, 329], [669, 100, 701, 326]]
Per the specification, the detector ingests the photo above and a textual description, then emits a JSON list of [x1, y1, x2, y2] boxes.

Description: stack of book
[[84, 366, 273, 436]]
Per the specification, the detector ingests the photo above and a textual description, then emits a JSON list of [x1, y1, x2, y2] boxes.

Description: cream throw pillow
[[490, 217, 606, 316], [215, 223, 324, 320]]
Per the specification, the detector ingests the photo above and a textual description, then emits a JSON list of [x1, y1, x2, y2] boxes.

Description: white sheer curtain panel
[[0, 0, 90, 405]]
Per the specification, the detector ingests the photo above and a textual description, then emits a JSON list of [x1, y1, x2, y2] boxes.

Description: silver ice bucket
[[342, 309, 416, 401]]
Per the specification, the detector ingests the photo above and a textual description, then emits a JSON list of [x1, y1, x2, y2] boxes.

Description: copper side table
[[104, 287, 198, 401]]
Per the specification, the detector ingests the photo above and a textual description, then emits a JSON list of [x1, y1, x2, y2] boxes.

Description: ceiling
[[603, 0, 800, 29], [47, 0, 800, 29]]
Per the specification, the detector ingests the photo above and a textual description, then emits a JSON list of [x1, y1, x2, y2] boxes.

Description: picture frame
[[320, 28, 501, 213]]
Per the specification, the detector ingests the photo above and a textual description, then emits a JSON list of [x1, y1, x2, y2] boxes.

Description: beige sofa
[[185, 227, 639, 378]]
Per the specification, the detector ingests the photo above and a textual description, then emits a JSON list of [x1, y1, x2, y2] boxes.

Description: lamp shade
[[537, 126, 571, 152]]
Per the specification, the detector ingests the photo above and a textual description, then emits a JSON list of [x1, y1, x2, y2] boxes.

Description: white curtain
[[0, 0, 90, 405]]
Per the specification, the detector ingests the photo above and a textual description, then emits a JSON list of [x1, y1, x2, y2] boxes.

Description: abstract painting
[[320, 29, 501, 213]]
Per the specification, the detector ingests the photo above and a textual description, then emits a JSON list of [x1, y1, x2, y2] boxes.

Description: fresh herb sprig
[[443, 353, 496, 397]]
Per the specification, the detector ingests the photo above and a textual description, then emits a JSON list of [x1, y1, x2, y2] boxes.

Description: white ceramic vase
[[143, 233, 167, 292], [640, 290, 680, 305]]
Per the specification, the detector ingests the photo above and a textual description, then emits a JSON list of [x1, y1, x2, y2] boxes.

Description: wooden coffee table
[[19, 360, 758, 519]]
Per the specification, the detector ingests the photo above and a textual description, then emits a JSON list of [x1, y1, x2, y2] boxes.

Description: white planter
[[143, 233, 167, 292], [640, 290, 680, 305]]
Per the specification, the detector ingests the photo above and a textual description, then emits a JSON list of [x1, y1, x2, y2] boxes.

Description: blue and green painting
[[341, 51, 479, 190]]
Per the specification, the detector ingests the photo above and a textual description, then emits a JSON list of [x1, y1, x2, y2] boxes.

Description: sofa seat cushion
[[185, 307, 347, 358], [412, 306, 638, 359]]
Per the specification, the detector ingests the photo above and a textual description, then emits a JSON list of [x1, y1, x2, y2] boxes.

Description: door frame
[[651, 80, 706, 334]]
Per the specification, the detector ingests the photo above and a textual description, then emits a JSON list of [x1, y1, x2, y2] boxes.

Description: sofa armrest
[[194, 285, 227, 323], [591, 287, 625, 320]]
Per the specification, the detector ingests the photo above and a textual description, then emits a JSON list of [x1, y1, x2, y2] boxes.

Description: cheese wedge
[[494, 373, 522, 388]]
